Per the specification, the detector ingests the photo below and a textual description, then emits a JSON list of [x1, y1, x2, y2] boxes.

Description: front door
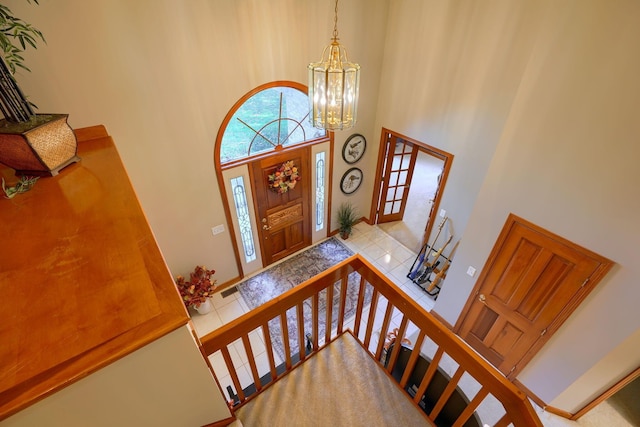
[[377, 134, 418, 223], [251, 147, 311, 265], [456, 214, 613, 379]]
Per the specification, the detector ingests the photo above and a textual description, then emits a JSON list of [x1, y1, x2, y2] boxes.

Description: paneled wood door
[[251, 147, 311, 266], [456, 214, 613, 379], [377, 134, 418, 223]]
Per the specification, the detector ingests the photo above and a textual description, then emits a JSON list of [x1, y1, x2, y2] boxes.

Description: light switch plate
[[466, 266, 476, 277], [212, 224, 225, 235]]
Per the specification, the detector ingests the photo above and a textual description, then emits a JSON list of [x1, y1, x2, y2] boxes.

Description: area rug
[[237, 238, 372, 361]]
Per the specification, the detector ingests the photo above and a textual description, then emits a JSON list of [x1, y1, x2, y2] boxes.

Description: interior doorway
[[371, 128, 453, 254], [377, 151, 445, 253]]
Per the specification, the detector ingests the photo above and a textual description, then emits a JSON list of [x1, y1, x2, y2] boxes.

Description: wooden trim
[[544, 405, 574, 419], [201, 415, 237, 427], [0, 130, 190, 420], [368, 129, 390, 223], [73, 124, 108, 141], [513, 378, 548, 412], [429, 309, 455, 331]]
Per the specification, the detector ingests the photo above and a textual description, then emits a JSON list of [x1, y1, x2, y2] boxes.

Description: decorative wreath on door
[[268, 160, 301, 194]]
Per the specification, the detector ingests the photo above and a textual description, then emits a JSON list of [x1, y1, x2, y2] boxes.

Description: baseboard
[[512, 379, 574, 420], [544, 405, 574, 420]]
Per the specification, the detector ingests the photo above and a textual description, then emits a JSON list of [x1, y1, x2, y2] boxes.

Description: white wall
[[5, 0, 640, 414], [1, 327, 231, 426], [373, 0, 640, 412], [6, 0, 388, 284]]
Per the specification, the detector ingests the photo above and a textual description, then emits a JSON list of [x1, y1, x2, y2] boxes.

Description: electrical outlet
[[466, 266, 476, 277], [439, 209, 447, 218], [211, 224, 225, 235]]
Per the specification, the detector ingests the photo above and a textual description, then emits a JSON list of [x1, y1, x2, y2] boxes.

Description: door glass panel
[[398, 170, 408, 186], [386, 187, 395, 200], [392, 201, 401, 214], [389, 171, 398, 187], [384, 202, 393, 215], [392, 155, 402, 170], [395, 187, 405, 201], [401, 154, 412, 169]]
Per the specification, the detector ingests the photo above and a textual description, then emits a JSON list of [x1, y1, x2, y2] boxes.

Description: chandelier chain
[[332, 0, 339, 41]]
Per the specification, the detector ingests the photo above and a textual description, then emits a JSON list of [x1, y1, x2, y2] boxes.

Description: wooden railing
[[201, 255, 542, 427]]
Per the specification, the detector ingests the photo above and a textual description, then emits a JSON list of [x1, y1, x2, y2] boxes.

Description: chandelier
[[308, 0, 360, 131]]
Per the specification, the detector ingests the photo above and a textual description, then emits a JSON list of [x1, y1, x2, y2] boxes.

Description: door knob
[[478, 294, 487, 305], [262, 224, 271, 230], [262, 218, 267, 223]]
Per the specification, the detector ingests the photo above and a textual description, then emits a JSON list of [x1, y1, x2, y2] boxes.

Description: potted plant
[[175, 265, 217, 315], [337, 202, 358, 239], [0, 1, 79, 176]]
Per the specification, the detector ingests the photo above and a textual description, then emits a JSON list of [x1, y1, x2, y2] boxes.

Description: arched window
[[219, 82, 326, 165]]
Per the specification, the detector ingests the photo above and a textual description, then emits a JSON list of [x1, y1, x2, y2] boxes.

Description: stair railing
[[200, 254, 542, 427]]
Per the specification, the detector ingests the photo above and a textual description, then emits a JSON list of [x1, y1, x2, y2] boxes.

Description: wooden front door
[[251, 147, 311, 266], [456, 214, 613, 379], [377, 134, 418, 223]]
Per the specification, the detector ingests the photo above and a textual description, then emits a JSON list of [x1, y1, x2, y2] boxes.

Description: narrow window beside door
[[315, 152, 325, 232], [230, 176, 256, 263]]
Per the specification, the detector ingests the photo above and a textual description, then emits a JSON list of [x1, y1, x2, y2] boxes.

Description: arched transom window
[[220, 83, 326, 164]]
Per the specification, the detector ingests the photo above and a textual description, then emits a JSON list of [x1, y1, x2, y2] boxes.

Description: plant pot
[[194, 299, 213, 315], [0, 114, 80, 176], [340, 231, 350, 239]]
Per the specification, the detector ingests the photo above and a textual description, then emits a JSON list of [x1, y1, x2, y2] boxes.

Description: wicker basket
[[0, 114, 80, 176]]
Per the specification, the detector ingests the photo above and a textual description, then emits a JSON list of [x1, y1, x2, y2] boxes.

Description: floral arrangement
[[175, 265, 217, 307], [268, 160, 300, 194]]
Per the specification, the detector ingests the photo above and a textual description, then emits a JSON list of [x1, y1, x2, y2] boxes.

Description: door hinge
[[540, 328, 547, 337], [509, 366, 516, 374], [581, 278, 589, 287]]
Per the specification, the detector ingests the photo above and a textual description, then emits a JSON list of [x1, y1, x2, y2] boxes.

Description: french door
[[377, 133, 418, 223]]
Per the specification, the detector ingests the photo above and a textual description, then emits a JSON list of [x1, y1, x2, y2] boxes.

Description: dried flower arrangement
[[175, 265, 217, 307]]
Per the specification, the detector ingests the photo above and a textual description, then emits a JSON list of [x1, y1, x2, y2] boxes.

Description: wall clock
[[342, 133, 366, 164], [340, 167, 363, 194]]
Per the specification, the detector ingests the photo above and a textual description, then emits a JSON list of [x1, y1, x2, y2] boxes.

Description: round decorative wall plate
[[340, 167, 363, 194], [342, 133, 366, 164]]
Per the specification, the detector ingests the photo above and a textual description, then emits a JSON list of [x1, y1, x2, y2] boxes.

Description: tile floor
[[191, 222, 631, 427]]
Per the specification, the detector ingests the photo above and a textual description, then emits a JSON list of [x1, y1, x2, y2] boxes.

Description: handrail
[[200, 254, 542, 427]]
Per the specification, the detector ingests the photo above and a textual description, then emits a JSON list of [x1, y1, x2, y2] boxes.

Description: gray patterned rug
[[237, 238, 372, 361]]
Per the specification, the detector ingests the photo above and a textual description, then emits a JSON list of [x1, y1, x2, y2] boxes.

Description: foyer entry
[[214, 81, 331, 280]]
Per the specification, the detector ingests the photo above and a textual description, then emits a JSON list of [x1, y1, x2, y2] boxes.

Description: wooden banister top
[[0, 126, 189, 420]]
